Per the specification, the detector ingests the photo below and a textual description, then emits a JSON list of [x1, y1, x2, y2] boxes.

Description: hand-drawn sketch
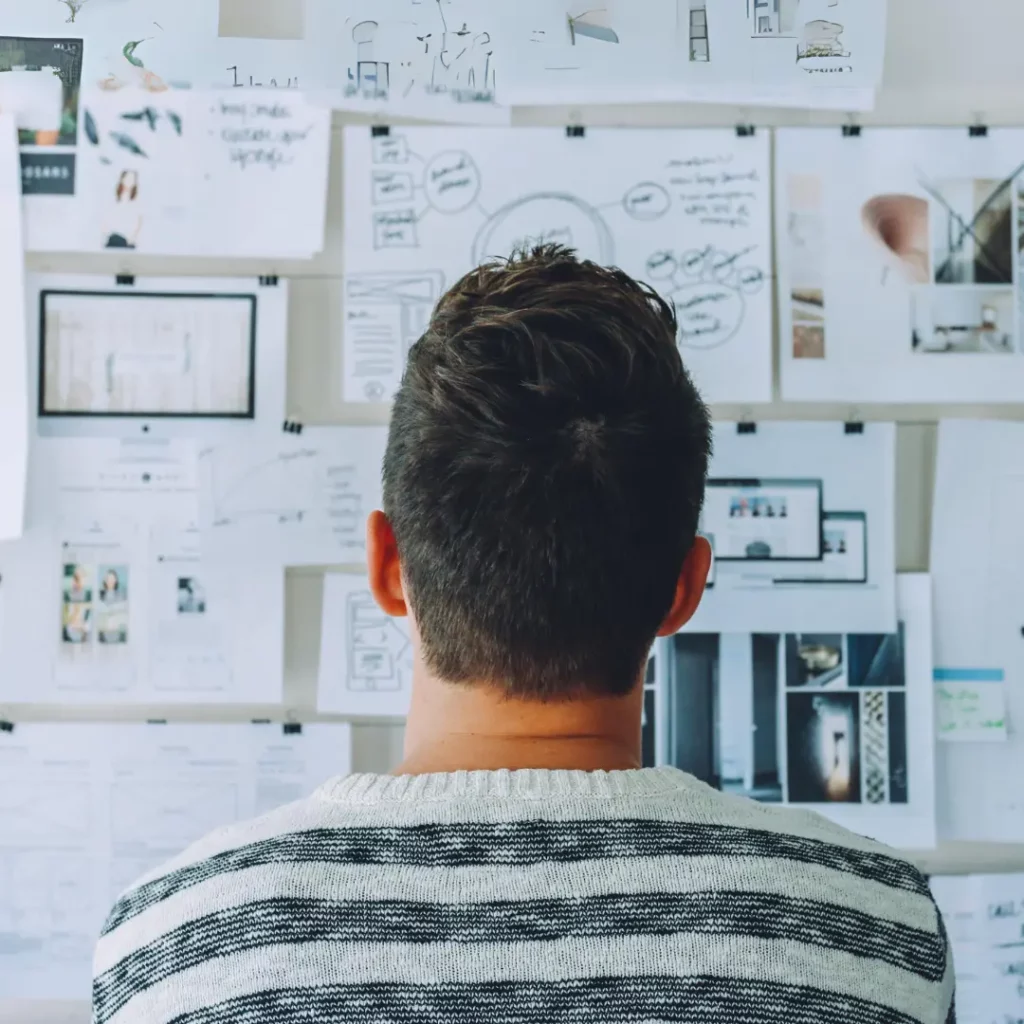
[[567, 8, 620, 45], [344, 127, 772, 404], [346, 590, 413, 693], [797, 18, 849, 61], [749, 0, 800, 37], [340, 2, 500, 121], [687, 1, 710, 61], [204, 447, 320, 528], [645, 244, 765, 350]]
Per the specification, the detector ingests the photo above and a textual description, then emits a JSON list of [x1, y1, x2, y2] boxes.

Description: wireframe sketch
[[346, 591, 412, 693], [345, 127, 771, 404], [688, 1, 710, 61], [749, 0, 800, 37]]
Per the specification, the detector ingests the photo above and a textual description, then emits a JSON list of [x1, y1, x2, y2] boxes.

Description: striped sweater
[[93, 767, 955, 1024]]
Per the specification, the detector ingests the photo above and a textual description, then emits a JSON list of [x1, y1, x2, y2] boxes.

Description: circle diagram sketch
[[472, 192, 615, 267]]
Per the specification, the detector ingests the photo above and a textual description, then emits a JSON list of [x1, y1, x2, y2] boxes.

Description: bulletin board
[[7, 4, 1024, 1016]]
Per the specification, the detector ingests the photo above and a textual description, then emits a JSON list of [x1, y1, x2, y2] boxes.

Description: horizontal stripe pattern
[[99, 933, 948, 1024], [163, 976, 922, 1024], [94, 890, 945, 1020], [94, 853, 941, 975], [101, 819, 931, 935], [94, 771, 952, 1024]]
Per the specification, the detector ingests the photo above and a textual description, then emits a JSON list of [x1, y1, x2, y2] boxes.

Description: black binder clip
[[566, 125, 585, 138], [841, 124, 861, 138], [283, 419, 303, 435], [735, 124, 755, 137], [371, 125, 391, 137], [844, 421, 864, 434], [115, 274, 136, 286], [283, 723, 303, 735], [0, 721, 13, 733], [737, 422, 757, 435], [259, 275, 279, 287], [969, 124, 988, 137]]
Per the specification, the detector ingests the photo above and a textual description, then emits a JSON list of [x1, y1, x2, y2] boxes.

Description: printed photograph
[[62, 562, 92, 603], [0, 36, 83, 195], [96, 564, 129, 644], [911, 286, 1015, 354], [61, 600, 91, 644], [0, 37, 82, 146], [177, 577, 207, 614], [788, 174, 826, 359], [785, 634, 845, 688], [666, 623, 909, 806], [823, 527, 848, 555], [861, 193, 930, 284], [786, 692, 861, 803], [669, 633, 783, 802], [847, 625, 905, 687], [928, 178, 1013, 285]]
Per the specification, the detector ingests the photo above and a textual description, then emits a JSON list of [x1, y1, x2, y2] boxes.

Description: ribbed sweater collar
[[317, 766, 695, 805]]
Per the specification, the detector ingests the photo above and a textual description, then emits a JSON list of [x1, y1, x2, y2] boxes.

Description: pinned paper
[[935, 670, 1009, 742]]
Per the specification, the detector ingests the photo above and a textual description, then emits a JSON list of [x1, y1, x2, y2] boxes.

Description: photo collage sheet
[[636, 423, 936, 849], [776, 127, 1024, 402]]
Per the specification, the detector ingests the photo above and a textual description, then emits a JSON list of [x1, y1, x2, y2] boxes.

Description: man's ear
[[367, 510, 408, 617], [656, 535, 712, 637]]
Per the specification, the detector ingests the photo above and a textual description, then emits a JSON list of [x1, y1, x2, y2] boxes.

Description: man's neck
[[394, 671, 644, 776]]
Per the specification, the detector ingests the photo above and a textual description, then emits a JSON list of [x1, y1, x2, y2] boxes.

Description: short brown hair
[[382, 244, 711, 698]]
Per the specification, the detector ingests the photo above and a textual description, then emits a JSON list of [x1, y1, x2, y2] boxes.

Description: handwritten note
[[668, 153, 760, 229], [198, 89, 331, 257], [935, 673, 1009, 742]]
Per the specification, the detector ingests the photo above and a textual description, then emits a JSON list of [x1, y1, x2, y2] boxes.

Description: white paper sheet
[[342, 126, 772, 405], [0, 518, 284, 705], [930, 873, 1024, 1024], [493, 0, 887, 111], [318, 572, 413, 718], [687, 422, 897, 634], [0, 114, 27, 541], [932, 420, 1024, 842], [20, 86, 329, 257], [323, 0, 508, 124], [6, 435, 286, 705], [197, 426, 387, 567], [776, 128, 1024, 403], [656, 574, 934, 849], [27, 274, 288, 440], [0, 721, 351, 1002]]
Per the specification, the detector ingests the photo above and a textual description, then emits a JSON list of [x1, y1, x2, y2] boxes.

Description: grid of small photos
[[664, 623, 909, 805]]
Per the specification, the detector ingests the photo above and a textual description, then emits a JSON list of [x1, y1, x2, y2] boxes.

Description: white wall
[[6, 1, 1024, 1015]]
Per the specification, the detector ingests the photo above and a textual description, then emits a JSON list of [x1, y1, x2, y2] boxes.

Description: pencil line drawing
[[568, 8, 620, 45], [749, 0, 800, 37], [646, 244, 765, 350], [205, 448, 319, 527], [688, 1, 710, 61], [347, 129, 770, 402], [343, 4, 496, 108], [797, 19, 849, 60], [346, 591, 412, 693]]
